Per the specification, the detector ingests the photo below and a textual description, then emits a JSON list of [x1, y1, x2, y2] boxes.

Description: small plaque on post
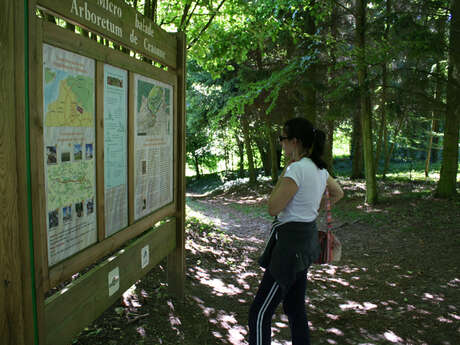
[[141, 245, 150, 269], [108, 267, 120, 296]]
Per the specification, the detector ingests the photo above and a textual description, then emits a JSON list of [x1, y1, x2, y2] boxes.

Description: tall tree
[[436, 0, 460, 197], [356, 0, 378, 203]]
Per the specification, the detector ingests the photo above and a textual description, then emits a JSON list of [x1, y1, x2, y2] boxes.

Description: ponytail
[[283, 117, 328, 170], [310, 128, 328, 170]]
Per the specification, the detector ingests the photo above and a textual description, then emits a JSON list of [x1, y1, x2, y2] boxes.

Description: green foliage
[[131, 0, 457, 196]]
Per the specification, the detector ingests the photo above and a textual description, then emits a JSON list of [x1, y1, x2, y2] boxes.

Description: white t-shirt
[[278, 157, 329, 223]]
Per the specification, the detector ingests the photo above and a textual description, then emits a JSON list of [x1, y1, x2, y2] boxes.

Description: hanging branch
[[185, 1, 200, 29], [187, 0, 227, 49], [179, 0, 193, 31], [151, 0, 157, 23]]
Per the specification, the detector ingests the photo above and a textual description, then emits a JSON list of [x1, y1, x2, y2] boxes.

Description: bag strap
[[325, 187, 333, 262], [326, 187, 332, 230]]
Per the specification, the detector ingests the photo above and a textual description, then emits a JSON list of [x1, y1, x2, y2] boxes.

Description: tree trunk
[[351, 110, 364, 178], [436, 0, 460, 197], [325, 3, 338, 175], [375, 62, 388, 172], [241, 115, 257, 184], [235, 132, 245, 178], [431, 118, 440, 162], [425, 121, 434, 178], [356, 0, 378, 204], [193, 154, 200, 179], [324, 119, 334, 174], [265, 119, 279, 183], [254, 134, 269, 175], [302, 8, 317, 124]]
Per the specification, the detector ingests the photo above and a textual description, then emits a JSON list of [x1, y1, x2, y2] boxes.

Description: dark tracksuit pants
[[248, 268, 310, 345]]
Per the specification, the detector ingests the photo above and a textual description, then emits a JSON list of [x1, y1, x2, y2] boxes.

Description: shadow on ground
[[73, 179, 460, 345]]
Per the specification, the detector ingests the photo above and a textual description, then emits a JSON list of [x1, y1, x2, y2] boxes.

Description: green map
[[45, 73, 94, 127], [47, 160, 95, 211], [136, 80, 171, 136]]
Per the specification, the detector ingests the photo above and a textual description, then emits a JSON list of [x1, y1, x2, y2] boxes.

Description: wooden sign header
[[37, 0, 177, 68]]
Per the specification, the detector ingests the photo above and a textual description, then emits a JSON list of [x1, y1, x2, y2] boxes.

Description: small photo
[[46, 146, 57, 165], [86, 198, 94, 215], [86, 143, 93, 160], [75, 201, 84, 218], [63, 205, 72, 223], [141, 160, 147, 175], [61, 151, 71, 163], [74, 144, 82, 161], [107, 76, 123, 88], [48, 209, 59, 229]]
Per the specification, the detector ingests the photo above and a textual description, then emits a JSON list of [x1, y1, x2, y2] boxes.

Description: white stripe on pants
[[256, 281, 279, 345]]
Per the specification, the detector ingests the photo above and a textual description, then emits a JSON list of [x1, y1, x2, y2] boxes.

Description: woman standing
[[248, 117, 344, 345]]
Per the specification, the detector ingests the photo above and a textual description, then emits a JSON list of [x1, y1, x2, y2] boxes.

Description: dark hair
[[283, 117, 328, 170]]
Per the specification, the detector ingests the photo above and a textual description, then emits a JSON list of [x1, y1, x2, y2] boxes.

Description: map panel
[[43, 44, 97, 267], [134, 74, 174, 220]]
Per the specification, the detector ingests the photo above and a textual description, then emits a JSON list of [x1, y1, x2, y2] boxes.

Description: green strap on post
[[24, 1, 40, 344]]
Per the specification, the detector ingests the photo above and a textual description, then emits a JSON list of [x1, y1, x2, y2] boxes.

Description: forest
[[43, 0, 459, 200], [40, 0, 459, 344]]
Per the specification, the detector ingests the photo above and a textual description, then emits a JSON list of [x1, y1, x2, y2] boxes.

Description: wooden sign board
[[1, 0, 186, 344], [37, 0, 177, 68]]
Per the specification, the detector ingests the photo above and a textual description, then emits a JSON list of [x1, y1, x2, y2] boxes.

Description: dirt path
[[73, 185, 460, 345], [186, 194, 271, 240]]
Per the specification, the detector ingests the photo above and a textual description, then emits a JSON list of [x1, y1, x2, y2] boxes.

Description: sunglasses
[[279, 135, 290, 142]]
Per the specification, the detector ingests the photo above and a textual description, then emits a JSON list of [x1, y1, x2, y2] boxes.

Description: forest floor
[[73, 177, 460, 345]]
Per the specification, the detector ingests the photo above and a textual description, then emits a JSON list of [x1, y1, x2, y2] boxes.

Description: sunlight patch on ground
[[383, 330, 404, 343], [123, 284, 141, 308], [339, 300, 378, 313]]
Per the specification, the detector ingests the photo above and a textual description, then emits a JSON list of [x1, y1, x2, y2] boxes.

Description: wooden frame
[[44, 219, 177, 345], [1, 0, 186, 343], [38, 21, 179, 289]]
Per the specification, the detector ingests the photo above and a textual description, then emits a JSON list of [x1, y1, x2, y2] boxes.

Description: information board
[[103, 64, 128, 237], [133, 74, 174, 220], [43, 44, 97, 266]]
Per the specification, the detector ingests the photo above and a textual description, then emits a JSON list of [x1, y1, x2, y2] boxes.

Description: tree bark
[[254, 136, 269, 175], [325, 3, 338, 175], [375, 61, 388, 171], [265, 118, 279, 183], [425, 116, 435, 178], [324, 119, 335, 174], [193, 154, 200, 179], [302, 8, 317, 124], [351, 110, 364, 178], [356, 0, 378, 203], [235, 132, 245, 178], [241, 115, 257, 184], [436, 0, 460, 197]]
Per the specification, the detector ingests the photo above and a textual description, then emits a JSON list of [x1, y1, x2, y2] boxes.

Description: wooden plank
[[96, 61, 105, 242], [0, 1, 26, 343], [37, 0, 177, 68], [43, 21, 176, 90], [167, 32, 186, 298], [45, 219, 177, 345], [128, 71, 135, 225], [14, 0, 38, 344], [48, 202, 176, 287], [29, 11, 49, 343]]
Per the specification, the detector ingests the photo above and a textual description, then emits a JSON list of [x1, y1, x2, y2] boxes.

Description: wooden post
[[167, 32, 186, 298], [1, 1, 27, 344]]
